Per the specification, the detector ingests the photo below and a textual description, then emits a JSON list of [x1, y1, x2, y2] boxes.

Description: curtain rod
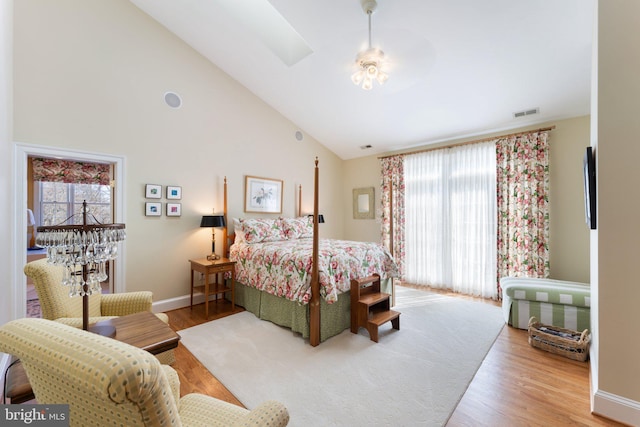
[[378, 126, 556, 159]]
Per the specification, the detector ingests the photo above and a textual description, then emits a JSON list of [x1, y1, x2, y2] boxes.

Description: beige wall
[[548, 116, 591, 283], [343, 116, 592, 282], [12, 0, 343, 302], [593, 0, 640, 421], [342, 156, 381, 242]]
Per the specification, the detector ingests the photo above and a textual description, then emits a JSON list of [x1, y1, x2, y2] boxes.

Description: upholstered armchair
[[0, 318, 290, 427], [24, 258, 175, 364]]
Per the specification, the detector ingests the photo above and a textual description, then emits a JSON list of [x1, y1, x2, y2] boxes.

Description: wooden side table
[[94, 311, 181, 355], [189, 257, 236, 319]]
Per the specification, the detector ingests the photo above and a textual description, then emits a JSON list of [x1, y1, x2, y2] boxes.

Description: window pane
[[73, 184, 110, 204], [41, 203, 70, 226], [41, 182, 68, 203], [83, 204, 112, 224]]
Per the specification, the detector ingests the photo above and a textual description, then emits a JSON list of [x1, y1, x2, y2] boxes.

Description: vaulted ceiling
[[130, 0, 594, 159]]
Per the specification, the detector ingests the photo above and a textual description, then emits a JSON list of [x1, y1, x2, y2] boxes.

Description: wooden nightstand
[[189, 257, 236, 319]]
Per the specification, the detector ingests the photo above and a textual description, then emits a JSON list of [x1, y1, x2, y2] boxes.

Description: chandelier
[[36, 201, 126, 333], [351, 0, 388, 90]]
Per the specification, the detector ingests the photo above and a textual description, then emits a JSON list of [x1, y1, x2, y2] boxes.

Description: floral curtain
[[380, 156, 405, 277], [32, 158, 111, 185], [496, 131, 550, 295]]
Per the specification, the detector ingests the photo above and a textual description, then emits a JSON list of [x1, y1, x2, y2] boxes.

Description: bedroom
[[1, 0, 639, 426]]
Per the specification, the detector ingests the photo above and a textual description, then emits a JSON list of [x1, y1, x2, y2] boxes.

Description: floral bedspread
[[230, 238, 399, 304]]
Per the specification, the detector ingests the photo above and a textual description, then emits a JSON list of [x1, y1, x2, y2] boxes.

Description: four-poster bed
[[223, 158, 398, 346]]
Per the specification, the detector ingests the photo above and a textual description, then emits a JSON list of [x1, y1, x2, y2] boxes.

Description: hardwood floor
[[166, 289, 623, 426]]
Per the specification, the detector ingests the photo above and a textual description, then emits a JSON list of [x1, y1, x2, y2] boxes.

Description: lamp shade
[[27, 209, 36, 226], [200, 215, 226, 228], [308, 214, 325, 224]]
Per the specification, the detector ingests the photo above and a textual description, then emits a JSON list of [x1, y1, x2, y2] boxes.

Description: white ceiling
[[129, 0, 594, 160]]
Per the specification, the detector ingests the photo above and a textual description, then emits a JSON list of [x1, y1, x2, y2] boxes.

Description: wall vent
[[513, 108, 539, 118]]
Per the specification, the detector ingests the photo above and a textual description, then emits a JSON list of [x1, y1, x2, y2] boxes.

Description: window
[[37, 182, 112, 227], [403, 141, 497, 298]]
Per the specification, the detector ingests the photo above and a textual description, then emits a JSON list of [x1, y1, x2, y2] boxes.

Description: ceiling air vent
[[360, 144, 373, 150], [513, 108, 539, 119]]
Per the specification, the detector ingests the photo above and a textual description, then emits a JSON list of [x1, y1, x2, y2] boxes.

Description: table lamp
[[200, 214, 226, 260], [308, 214, 325, 224], [27, 208, 37, 249]]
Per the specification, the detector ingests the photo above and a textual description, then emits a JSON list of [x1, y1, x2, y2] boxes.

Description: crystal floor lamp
[[36, 201, 126, 335]]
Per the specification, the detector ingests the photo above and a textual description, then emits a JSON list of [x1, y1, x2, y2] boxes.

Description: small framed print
[[167, 186, 182, 200], [145, 184, 162, 199], [145, 202, 161, 216], [166, 203, 181, 217]]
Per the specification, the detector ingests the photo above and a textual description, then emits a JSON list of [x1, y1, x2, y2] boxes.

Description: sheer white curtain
[[404, 141, 497, 298]]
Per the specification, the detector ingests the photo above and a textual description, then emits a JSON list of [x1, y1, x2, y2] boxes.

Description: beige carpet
[[179, 287, 504, 427]]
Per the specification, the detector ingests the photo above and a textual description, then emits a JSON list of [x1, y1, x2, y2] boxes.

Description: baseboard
[[593, 389, 640, 425], [152, 293, 224, 314]]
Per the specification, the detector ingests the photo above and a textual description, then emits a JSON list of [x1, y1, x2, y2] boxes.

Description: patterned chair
[[0, 318, 290, 427], [24, 258, 175, 364]]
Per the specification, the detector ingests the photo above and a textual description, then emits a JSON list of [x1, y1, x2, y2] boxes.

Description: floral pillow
[[238, 218, 285, 243], [281, 216, 313, 239], [233, 218, 245, 243]]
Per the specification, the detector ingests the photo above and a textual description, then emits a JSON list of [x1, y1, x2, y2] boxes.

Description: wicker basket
[[528, 317, 591, 362]]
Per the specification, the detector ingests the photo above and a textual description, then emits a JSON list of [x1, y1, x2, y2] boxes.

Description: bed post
[[310, 158, 321, 346], [298, 185, 302, 217], [389, 180, 394, 257], [389, 179, 395, 306], [223, 176, 228, 258]]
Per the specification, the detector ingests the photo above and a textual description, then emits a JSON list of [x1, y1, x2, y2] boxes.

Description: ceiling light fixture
[[351, 0, 388, 90]]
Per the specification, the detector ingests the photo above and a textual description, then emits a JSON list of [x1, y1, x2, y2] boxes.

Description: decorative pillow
[[238, 218, 285, 243], [233, 218, 245, 243], [281, 216, 313, 240]]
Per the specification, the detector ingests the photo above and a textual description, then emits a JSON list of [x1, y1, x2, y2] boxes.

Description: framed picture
[[166, 185, 182, 200], [145, 184, 162, 199], [244, 175, 283, 214], [353, 187, 375, 219], [145, 202, 161, 216], [166, 203, 182, 217]]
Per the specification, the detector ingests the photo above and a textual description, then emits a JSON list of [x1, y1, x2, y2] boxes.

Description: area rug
[[178, 287, 504, 427]]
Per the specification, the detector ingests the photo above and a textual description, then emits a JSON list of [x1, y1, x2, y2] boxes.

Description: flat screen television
[[583, 146, 596, 229]]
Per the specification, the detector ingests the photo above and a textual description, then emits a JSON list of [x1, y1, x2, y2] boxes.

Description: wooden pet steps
[[350, 274, 400, 342]]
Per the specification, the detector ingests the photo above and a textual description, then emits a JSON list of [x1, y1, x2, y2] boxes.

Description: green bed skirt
[[232, 279, 392, 343]]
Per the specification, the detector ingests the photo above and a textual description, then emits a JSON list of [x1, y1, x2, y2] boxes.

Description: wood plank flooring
[[166, 288, 623, 426]]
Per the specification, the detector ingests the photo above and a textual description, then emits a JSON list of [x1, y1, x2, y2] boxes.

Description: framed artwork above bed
[[244, 175, 283, 214]]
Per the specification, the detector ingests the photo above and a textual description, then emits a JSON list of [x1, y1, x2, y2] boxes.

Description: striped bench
[[501, 277, 590, 332]]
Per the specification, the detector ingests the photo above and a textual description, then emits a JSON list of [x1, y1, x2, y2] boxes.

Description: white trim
[[12, 142, 127, 321], [152, 294, 225, 314], [593, 389, 640, 426]]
